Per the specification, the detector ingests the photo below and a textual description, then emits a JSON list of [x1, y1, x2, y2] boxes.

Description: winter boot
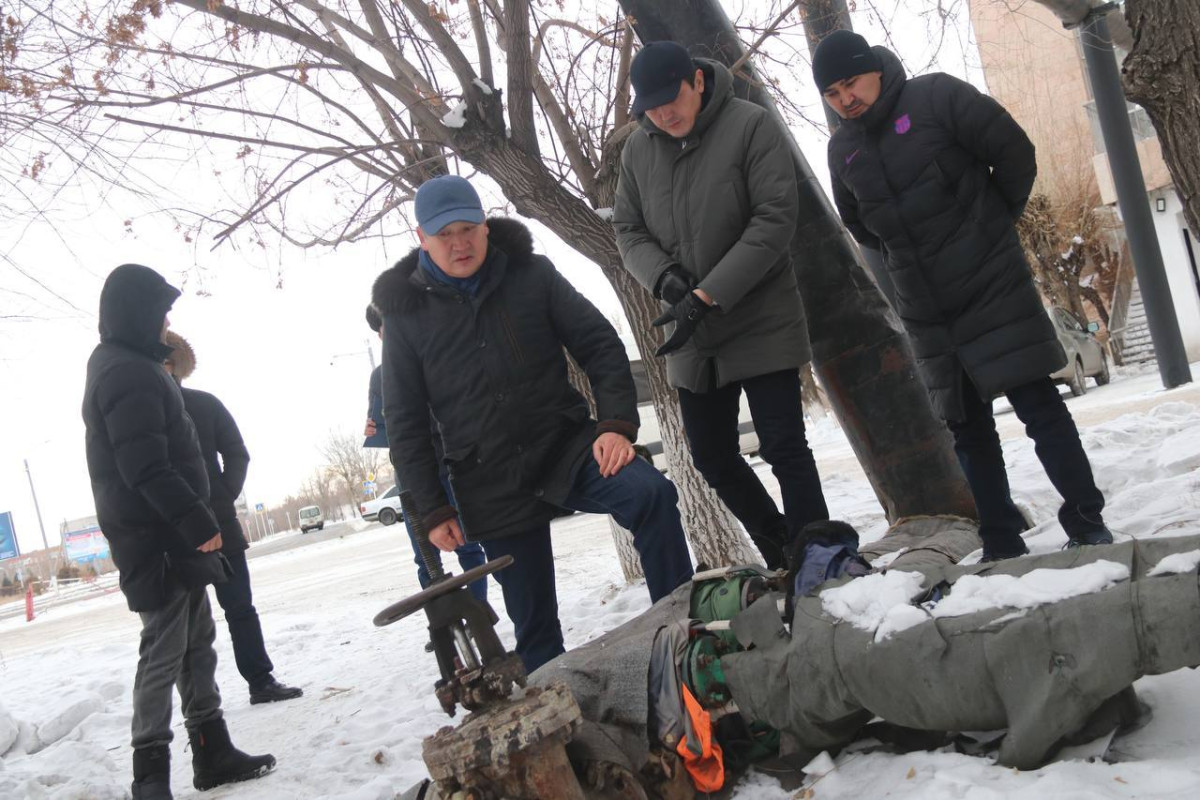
[[188, 718, 276, 791], [1067, 526, 1114, 548], [131, 745, 173, 800], [249, 676, 304, 705]]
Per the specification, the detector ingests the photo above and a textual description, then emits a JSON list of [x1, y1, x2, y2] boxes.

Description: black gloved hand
[[653, 292, 710, 357], [654, 266, 696, 305]]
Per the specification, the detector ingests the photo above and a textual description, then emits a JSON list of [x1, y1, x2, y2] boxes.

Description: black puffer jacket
[[82, 265, 225, 611], [372, 219, 638, 541], [828, 48, 1064, 421], [181, 387, 250, 551]]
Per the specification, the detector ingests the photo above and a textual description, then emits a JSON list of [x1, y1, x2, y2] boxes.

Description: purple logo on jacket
[[894, 114, 912, 134], [845, 149, 860, 165]]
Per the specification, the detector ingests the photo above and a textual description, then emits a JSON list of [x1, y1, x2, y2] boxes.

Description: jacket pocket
[[442, 444, 481, 475]]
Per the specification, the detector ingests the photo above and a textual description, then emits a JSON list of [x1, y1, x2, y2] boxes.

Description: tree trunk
[[1123, 0, 1200, 240], [618, 0, 978, 524], [451, 95, 754, 567]]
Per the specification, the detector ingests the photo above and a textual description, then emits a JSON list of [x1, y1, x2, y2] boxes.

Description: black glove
[[652, 292, 710, 357], [654, 266, 696, 305]]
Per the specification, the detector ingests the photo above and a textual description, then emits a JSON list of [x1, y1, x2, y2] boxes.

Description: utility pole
[[1076, 5, 1192, 389], [23, 459, 50, 553]]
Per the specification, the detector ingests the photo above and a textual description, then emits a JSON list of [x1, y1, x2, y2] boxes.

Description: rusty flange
[[423, 681, 585, 800]]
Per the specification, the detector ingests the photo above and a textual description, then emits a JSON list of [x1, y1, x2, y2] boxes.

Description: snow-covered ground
[[3, 365, 1200, 799]]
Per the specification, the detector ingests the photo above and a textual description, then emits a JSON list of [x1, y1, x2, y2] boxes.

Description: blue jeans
[[482, 455, 693, 673], [403, 473, 487, 603]]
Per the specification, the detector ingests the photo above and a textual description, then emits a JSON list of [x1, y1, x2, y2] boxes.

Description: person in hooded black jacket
[[816, 30, 1111, 560], [82, 264, 275, 799], [162, 331, 303, 706], [372, 176, 694, 673], [362, 305, 488, 601]]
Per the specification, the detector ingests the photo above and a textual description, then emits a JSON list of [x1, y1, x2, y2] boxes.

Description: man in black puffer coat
[[83, 265, 274, 799], [817, 31, 1111, 560], [373, 176, 694, 673], [163, 331, 303, 706]]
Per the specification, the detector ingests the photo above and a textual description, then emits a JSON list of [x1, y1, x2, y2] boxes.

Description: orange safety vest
[[675, 683, 725, 792]]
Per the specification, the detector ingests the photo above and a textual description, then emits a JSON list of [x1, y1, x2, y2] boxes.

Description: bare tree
[[3, 0, 763, 567], [1023, 1, 1198, 243], [1018, 188, 1123, 328], [1122, 0, 1200, 241], [320, 429, 386, 517]]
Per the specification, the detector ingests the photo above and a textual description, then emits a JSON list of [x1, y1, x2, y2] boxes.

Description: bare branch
[[466, 0, 494, 87]]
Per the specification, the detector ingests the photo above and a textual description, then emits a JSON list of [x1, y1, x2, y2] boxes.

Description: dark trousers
[[677, 368, 829, 568], [948, 373, 1106, 556], [212, 547, 274, 690], [403, 473, 487, 603], [482, 456, 694, 673], [132, 581, 223, 749]]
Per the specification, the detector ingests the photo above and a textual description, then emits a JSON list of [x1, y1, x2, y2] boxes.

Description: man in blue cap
[[372, 175, 694, 673], [816, 29, 1112, 560], [613, 41, 830, 570]]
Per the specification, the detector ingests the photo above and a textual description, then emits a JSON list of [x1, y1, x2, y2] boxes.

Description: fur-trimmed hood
[[372, 217, 535, 315], [162, 330, 197, 380]]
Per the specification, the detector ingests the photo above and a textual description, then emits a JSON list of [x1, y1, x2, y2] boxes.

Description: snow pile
[[441, 101, 468, 129], [820, 569, 926, 638], [1148, 549, 1200, 577], [0, 703, 17, 756], [928, 561, 1129, 620], [823, 561, 1130, 642]]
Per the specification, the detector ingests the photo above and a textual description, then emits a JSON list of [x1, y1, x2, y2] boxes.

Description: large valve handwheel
[[373, 555, 513, 627]]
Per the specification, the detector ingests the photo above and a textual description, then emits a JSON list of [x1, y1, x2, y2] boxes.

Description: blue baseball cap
[[414, 175, 486, 234]]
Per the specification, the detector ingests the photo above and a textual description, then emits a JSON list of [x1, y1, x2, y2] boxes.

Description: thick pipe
[[1080, 12, 1192, 389]]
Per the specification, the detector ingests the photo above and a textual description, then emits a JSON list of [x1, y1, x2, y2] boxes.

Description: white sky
[[0, 1, 980, 556]]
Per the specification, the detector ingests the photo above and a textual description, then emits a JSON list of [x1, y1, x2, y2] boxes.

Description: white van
[[298, 505, 324, 534]]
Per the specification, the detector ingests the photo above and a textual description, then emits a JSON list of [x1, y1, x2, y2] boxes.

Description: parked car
[[297, 505, 324, 533], [361, 484, 404, 526], [1048, 306, 1111, 397]]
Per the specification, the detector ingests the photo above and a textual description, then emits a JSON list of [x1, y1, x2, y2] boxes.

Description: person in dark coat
[[816, 30, 1112, 560], [372, 175, 694, 673], [613, 41, 830, 569], [82, 264, 275, 799], [363, 305, 487, 602], [162, 331, 303, 705]]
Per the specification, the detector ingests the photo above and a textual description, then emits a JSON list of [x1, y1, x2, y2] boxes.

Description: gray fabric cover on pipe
[[724, 535, 1200, 769]]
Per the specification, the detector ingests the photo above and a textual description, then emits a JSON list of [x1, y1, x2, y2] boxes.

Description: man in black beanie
[[816, 30, 1112, 561]]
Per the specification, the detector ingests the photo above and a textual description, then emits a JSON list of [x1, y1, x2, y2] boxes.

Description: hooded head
[[365, 303, 382, 334], [98, 264, 181, 359], [162, 330, 196, 381]]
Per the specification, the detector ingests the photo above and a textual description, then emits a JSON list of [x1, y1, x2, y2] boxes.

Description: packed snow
[[1148, 549, 1200, 577], [3, 366, 1200, 799], [440, 101, 468, 129]]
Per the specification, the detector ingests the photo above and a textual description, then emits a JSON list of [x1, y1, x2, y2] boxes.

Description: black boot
[[131, 745, 173, 800], [249, 676, 304, 705], [188, 719, 276, 791]]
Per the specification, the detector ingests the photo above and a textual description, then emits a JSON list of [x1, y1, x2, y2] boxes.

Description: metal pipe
[[1079, 11, 1192, 389]]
